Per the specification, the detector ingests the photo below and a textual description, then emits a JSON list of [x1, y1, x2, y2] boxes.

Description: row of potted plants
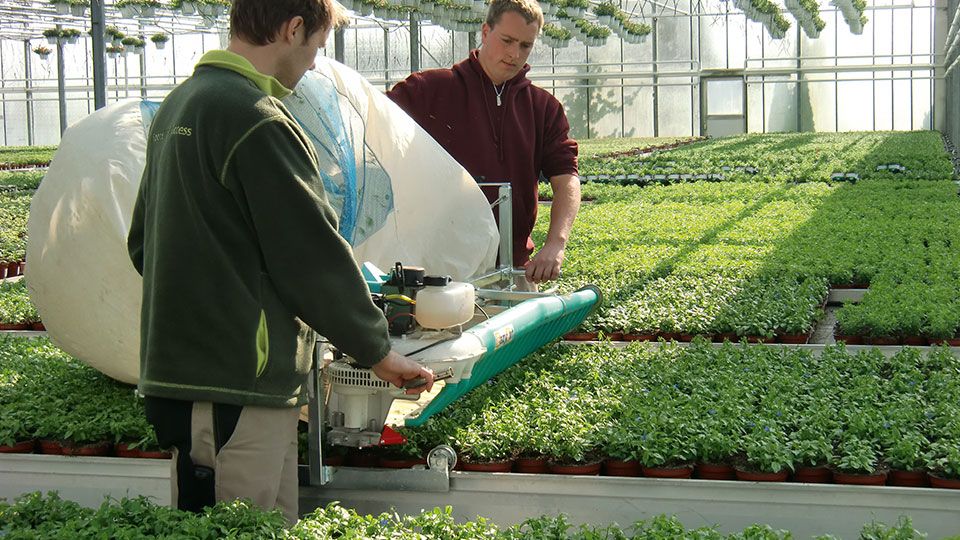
[[0, 492, 934, 539], [396, 342, 960, 489], [783, 0, 826, 38], [576, 131, 954, 183], [0, 146, 54, 169], [0, 338, 165, 457], [536, 169, 960, 340], [0, 281, 41, 330]]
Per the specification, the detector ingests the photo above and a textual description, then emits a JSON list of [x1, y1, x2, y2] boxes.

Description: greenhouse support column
[[56, 26, 68, 136], [652, 18, 659, 137], [140, 40, 148, 99], [24, 41, 34, 146], [384, 27, 390, 90], [91, 0, 107, 109], [796, 25, 802, 131], [334, 28, 345, 64], [468, 31, 476, 51], [410, 15, 421, 73]]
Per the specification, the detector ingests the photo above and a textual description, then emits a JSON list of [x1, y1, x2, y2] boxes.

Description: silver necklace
[[493, 82, 507, 107]]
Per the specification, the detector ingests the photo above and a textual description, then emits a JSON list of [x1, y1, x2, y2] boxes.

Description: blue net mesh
[[285, 73, 393, 246]]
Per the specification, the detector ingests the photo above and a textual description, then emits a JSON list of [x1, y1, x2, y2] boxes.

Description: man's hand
[[371, 350, 435, 395], [524, 240, 564, 283]]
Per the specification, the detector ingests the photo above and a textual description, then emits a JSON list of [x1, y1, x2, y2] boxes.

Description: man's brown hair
[[485, 0, 544, 30], [230, 0, 349, 46]]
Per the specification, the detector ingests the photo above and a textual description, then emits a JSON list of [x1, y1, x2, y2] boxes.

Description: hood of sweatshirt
[[452, 50, 532, 162]]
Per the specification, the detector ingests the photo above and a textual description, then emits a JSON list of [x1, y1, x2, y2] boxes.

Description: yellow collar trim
[[195, 50, 292, 99]]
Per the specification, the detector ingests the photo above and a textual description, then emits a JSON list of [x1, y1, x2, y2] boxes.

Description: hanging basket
[[70, 4, 87, 16], [180, 1, 197, 15]]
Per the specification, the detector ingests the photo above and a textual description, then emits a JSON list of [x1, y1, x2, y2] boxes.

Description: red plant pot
[[514, 457, 550, 474], [548, 460, 603, 476], [792, 466, 832, 483], [714, 333, 739, 343], [744, 335, 776, 344], [866, 336, 899, 346], [929, 474, 960, 489], [833, 334, 864, 345], [603, 459, 641, 477], [17, 261, 25, 275], [735, 468, 789, 482], [901, 336, 928, 346], [0, 265, 7, 280], [678, 334, 695, 342], [563, 332, 597, 341], [30, 322, 45, 331], [623, 333, 655, 342], [658, 332, 682, 342], [460, 459, 514, 472], [61, 441, 111, 456], [696, 462, 736, 480], [0, 440, 35, 453], [929, 338, 960, 347], [138, 449, 173, 459], [778, 333, 810, 345], [832, 470, 888, 485], [114, 443, 141, 458], [888, 469, 929, 487], [6, 261, 18, 277], [38, 439, 63, 454], [0, 323, 30, 330], [605, 332, 624, 341], [642, 464, 694, 478]]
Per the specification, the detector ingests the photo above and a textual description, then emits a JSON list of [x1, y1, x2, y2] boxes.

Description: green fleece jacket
[[128, 50, 391, 407]]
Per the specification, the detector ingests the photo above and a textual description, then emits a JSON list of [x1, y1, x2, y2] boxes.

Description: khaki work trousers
[[147, 397, 300, 524]]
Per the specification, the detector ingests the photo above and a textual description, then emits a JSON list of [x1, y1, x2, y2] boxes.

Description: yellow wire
[[383, 294, 416, 304]]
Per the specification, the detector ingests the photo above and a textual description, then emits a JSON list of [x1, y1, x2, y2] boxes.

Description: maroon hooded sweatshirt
[[387, 50, 578, 267]]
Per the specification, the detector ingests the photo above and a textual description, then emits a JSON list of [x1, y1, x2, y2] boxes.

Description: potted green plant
[[150, 32, 169, 49], [736, 430, 794, 482], [49, 0, 71, 15], [884, 431, 930, 487], [62, 28, 81, 44], [831, 436, 887, 485], [33, 46, 52, 60], [42, 28, 62, 45], [927, 439, 960, 489], [0, 411, 35, 453]]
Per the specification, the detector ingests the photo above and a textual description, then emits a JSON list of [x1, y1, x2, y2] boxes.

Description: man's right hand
[[371, 350, 435, 395]]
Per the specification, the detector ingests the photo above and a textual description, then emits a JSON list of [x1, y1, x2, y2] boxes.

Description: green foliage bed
[[536, 178, 960, 340], [410, 342, 960, 479], [0, 492, 934, 539], [577, 131, 953, 183]]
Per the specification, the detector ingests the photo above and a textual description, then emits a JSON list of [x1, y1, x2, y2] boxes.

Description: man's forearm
[[545, 174, 581, 247]]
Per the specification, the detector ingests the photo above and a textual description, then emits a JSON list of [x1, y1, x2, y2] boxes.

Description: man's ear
[[480, 23, 491, 43], [280, 16, 306, 44]]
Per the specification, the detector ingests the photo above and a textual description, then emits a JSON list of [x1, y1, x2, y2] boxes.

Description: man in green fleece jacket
[[127, 0, 434, 524]]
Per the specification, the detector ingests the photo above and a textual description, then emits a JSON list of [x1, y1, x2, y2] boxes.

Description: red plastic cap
[[379, 425, 407, 446]]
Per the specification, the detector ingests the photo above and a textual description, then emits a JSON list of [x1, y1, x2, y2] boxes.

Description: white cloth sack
[[26, 58, 499, 384]]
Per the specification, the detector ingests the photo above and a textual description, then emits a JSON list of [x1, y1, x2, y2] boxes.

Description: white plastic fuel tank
[[415, 277, 475, 330]]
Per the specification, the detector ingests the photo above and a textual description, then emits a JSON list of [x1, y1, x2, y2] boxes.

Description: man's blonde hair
[[485, 0, 544, 31]]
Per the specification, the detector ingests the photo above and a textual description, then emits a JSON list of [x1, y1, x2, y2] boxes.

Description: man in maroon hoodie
[[387, 0, 580, 286]]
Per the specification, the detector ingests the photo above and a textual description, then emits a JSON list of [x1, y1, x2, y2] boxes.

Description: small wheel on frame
[[426, 444, 457, 471]]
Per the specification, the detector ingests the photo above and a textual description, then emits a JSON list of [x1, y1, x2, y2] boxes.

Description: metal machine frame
[[306, 182, 549, 486]]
